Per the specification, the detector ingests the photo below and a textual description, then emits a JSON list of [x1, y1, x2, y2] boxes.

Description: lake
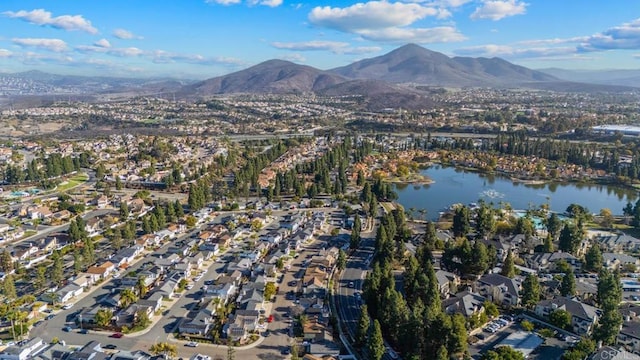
[[394, 166, 638, 220]]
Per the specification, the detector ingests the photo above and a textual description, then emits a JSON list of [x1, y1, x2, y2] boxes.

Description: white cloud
[[309, 1, 439, 32], [4, 9, 97, 34], [271, 40, 382, 55], [455, 44, 574, 58], [281, 53, 307, 62], [341, 46, 382, 55], [94, 39, 111, 48], [470, 0, 527, 21], [359, 26, 466, 43], [150, 50, 246, 66], [0, 49, 12, 58], [248, 0, 283, 7], [113, 28, 143, 40], [271, 40, 350, 51], [307, 1, 463, 45], [76, 44, 144, 57], [579, 18, 640, 51], [13, 38, 68, 52]]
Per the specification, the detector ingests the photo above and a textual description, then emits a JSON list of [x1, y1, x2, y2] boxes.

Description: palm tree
[[119, 289, 138, 309]]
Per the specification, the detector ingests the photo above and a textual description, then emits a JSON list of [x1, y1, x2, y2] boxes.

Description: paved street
[[30, 209, 341, 359]]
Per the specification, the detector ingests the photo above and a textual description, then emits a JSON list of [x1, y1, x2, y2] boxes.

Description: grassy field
[[56, 173, 89, 192]]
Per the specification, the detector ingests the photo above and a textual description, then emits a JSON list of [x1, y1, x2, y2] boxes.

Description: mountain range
[[2, 44, 638, 110]]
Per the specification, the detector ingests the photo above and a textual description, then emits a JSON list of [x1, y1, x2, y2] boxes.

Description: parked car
[[62, 303, 74, 310], [110, 333, 124, 338], [79, 329, 88, 334], [267, 315, 274, 323], [185, 342, 198, 347], [62, 326, 72, 332], [104, 344, 117, 350], [45, 314, 55, 320]]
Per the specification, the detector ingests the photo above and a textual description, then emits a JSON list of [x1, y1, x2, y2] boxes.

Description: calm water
[[395, 166, 638, 220]]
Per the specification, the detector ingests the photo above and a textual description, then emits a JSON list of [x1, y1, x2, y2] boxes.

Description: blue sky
[[1, 0, 639, 79]]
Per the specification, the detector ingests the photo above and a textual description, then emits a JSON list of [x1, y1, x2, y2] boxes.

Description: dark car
[[45, 314, 55, 320], [110, 333, 124, 338], [104, 344, 117, 350], [281, 348, 290, 355], [62, 326, 72, 332], [79, 329, 88, 334]]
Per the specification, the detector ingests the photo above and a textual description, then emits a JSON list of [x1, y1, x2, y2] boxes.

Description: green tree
[[264, 282, 277, 300], [452, 206, 471, 237], [476, 202, 496, 237], [599, 208, 614, 228], [0, 250, 14, 273], [483, 301, 500, 318], [501, 251, 516, 278], [543, 234, 554, 253], [2, 274, 16, 300], [136, 276, 148, 298], [119, 288, 138, 308], [95, 308, 113, 327], [449, 313, 468, 355], [521, 274, 540, 309], [521, 320, 535, 332], [585, 243, 603, 273], [337, 249, 347, 271], [119, 202, 129, 219], [436, 345, 448, 360], [51, 252, 64, 285], [560, 270, 576, 297], [594, 269, 623, 345], [149, 342, 177, 358], [34, 265, 47, 290], [546, 213, 563, 238], [356, 304, 370, 347], [367, 319, 385, 360], [480, 346, 525, 360], [134, 309, 151, 329], [549, 309, 572, 331]]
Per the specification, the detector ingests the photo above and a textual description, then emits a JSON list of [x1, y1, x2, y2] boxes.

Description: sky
[[1, 0, 640, 79]]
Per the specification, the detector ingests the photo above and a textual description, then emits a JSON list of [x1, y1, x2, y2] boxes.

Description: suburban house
[[442, 291, 486, 317], [596, 234, 640, 252], [436, 270, 460, 298], [0, 337, 47, 360], [475, 273, 520, 307], [618, 304, 640, 353], [225, 309, 260, 342], [86, 261, 115, 279], [603, 253, 640, 271], [525, 252, 582, 272], [534, 297, 601, 335], [179, 298, 219, 336]]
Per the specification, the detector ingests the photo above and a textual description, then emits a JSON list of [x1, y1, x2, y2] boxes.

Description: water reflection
[[395, 166, 638, 220]]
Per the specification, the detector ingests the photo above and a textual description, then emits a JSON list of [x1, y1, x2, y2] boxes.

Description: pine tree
[[585, 243, 603, 272], [560, 269, 576, 297], [501, 251, 516, 278], [521, 274, 540, 308], [356, 304, 370, 346], [367, 319, 385, 360]]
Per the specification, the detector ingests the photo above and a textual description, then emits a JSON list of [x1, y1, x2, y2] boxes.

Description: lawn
[[56, 173, 89, 192]]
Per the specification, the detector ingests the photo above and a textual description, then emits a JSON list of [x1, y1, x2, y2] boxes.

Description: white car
[[62, 303, 74, 310], [185, 342, 199, 347]]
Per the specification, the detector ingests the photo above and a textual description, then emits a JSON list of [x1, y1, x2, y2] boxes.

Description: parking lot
[[469, 317, 572, 360]]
